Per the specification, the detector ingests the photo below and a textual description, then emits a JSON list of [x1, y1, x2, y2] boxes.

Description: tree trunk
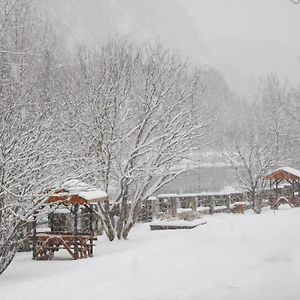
[[0, 220, 23, 275], [251, 190, 256, 211], [122, 201, 140, 240], [122, 223, 134, 240], [96, 197, 140, 241], [0, 243, 17, 275], [251, 190, 261, 214], [103, 217, 115, 241], [96, 203, 115, 241]]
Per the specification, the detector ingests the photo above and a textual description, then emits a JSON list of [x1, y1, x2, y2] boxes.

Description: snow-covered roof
[[196, 186, 244, 197], [54, 208, 71, 214], [266, 167, 300, 181], [277, 167, 300, 179], [157, 194, 178, 198], [156, 186, 244, 199], [177, 193, 197, 198], [56, 179, 107, 204]]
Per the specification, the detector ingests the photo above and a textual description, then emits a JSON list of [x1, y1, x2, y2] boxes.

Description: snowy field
[[1, 205, 300, 300]]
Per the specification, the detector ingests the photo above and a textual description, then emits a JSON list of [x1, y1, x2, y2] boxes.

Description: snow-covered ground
[[1, 205, 300, 300]]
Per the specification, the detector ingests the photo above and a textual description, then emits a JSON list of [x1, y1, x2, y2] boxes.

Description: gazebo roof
[[265, 167, 300, 181], [47, 180, 107, 205]]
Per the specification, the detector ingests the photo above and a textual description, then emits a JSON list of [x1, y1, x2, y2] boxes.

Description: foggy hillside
[[40, 0, 300, 99], [41, 0, 207, 64]]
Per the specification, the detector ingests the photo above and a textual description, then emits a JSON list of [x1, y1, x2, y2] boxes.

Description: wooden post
[[170, 197, 177, 217], [147, 201, 153, 222], [49, 205, 54, 232], [192, 197, 197, 212], [32, 212, 37, 260], [209, 196, 214, 215], [226, 195, 230, 213], [73, 204, 79, 260], [292, 180, 295, 200], [153, 198, 159, 219], [269, 180, 273, 207], [296, 180, 300, 207], [89, 205, 93, 257]]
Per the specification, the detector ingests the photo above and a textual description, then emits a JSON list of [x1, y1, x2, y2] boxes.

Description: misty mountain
[[41, 0, 208, 65]]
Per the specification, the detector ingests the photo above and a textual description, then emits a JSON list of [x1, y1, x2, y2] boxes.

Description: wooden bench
[[270, 197, 294, 209], [30, 232, 94, 260]]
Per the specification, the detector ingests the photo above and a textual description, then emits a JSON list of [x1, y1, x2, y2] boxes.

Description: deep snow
[[1, 205, 300, 300]]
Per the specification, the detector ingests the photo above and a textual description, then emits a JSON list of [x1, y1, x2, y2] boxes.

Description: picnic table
[[269, 196, 296, 209], [31, 232, 94, 260]]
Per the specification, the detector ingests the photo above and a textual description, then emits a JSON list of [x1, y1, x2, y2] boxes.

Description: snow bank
[[177, 208, 193, 213], [197, 206, 210, 212], [150, 219, 202, 227], [2, 206, 300, 300]]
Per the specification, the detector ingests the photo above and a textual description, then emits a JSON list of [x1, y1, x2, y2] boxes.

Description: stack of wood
[[232, 202, 246, 214]]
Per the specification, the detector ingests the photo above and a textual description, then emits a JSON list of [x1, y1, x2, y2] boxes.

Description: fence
[[137, 192, 249, 222]]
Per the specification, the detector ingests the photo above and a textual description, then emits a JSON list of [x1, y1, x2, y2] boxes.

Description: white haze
[[41, 0, 300, 99]]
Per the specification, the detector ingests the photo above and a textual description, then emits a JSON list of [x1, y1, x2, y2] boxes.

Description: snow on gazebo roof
[[265, 167, 300, 181], [48, 179, 107, 205]]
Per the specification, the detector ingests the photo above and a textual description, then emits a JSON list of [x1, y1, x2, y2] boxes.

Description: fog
[[183, 0, 300, 99], [42, 0, 300, 99]]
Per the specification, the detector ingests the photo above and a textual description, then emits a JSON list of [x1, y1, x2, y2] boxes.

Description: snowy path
[[1, 206, 300, 300]]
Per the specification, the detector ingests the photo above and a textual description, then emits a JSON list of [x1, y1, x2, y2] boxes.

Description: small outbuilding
[[32, 180, 107, 260], [265, 167, 300, 208]]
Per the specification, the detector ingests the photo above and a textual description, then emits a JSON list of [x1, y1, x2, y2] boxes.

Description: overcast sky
[[181, 0, 300, 99], [45, 0, 300, 100]]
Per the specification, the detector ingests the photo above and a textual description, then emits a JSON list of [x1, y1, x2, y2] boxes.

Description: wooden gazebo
[[265, 167, 300, 209], [32, 180, 107, 260]]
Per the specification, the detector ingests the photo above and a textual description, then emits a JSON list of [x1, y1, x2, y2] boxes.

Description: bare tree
[[260, 75, 294, 153], [0, 0, 67, 275], [218, 123, 283, 213], [217, 75, 291, 213], [64, 40, 213, 240]]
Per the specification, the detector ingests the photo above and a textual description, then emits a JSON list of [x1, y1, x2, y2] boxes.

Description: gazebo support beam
[[89, 205, 94, 256], [32, 211, 37, 260], [73, 204, 79, 260], [292, 180, 295, 199], [83, 204, 94, 257]]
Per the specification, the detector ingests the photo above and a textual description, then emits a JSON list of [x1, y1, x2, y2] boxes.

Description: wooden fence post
[[170, 197, 177, 217], [73, 204, 79, 260], [226, 195, 230, 213], [32, 212, 37, 260], [89, 205, 93, 257], [192, 196, 197, 212], [209, 196, 215, 215]]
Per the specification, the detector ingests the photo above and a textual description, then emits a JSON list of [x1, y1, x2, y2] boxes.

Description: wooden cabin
[[31, 180, 107, 260], [265, 167, 300, 208]]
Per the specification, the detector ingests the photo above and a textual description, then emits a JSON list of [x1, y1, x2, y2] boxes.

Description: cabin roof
[[48, 180, 107, 205], [265, 167, 300, 181]]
